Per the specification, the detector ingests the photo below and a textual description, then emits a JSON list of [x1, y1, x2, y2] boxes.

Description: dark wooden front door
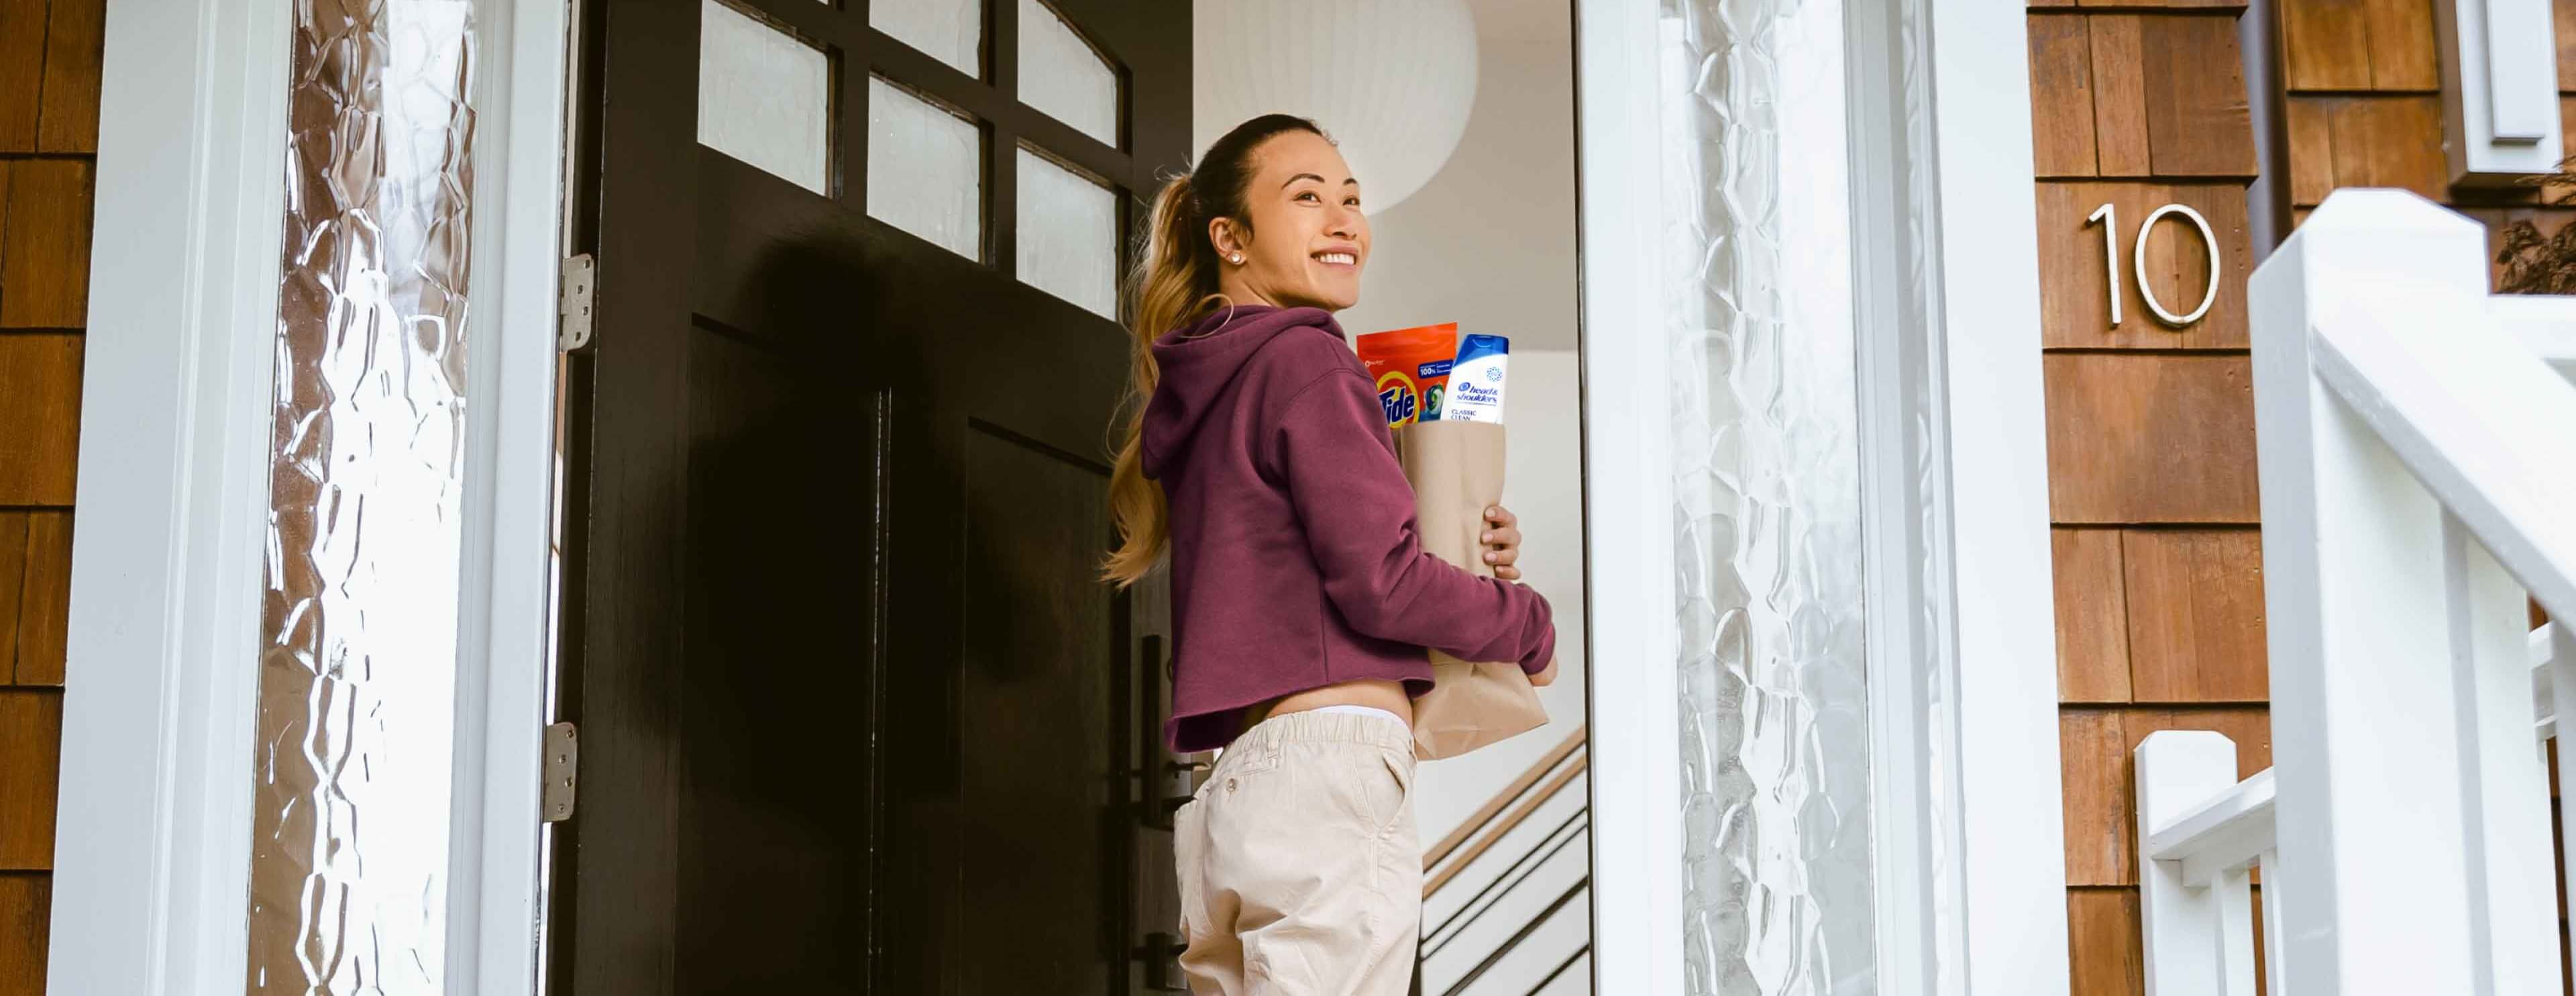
[[551, 1, 1189, 992]]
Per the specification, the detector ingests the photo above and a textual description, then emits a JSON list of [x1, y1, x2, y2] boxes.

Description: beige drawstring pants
[[1172, 710, 1423, 995]]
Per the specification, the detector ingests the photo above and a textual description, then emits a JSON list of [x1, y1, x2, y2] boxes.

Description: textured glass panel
[[699, 0, 832, 194], [1015, 148, 1116, 317], [871, 0, 980, 76], [1017, 0, 1117, 145], [1658, 0, 1878, 991], [250, 0, 476, 991], [867, 76, 982, 259]]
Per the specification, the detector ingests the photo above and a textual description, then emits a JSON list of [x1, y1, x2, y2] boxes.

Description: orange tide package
[[1355, 323, 1459, 428]]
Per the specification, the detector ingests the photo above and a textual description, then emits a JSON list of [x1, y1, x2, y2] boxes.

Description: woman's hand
[[1480, 505, 1524, 581], [1528, 656, 1559, 687]]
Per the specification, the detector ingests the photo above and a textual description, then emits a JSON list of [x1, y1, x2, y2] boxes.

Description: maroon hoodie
[[1142, 305, 1557, 752]]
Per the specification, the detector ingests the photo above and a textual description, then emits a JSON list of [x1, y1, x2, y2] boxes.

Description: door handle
[[1137, 932, 1189, 991]]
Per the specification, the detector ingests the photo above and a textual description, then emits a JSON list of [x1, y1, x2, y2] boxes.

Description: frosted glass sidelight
[[872, 0, 981, 76], [868, 77, 983, 259], [1656, 1, 1879, 992], [1015, 148, 1117, 317], [248, 0, 477, 991], [699, 0, 833, 194], [1018, 0, 1118, 145]]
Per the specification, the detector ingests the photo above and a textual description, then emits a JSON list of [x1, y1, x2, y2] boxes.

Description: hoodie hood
[[1140, 304, 1341, 478]]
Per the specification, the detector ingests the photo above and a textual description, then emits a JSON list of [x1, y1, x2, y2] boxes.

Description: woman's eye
[[1295, 191, 1320, 203]]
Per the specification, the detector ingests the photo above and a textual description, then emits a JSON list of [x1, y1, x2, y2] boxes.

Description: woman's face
[[1214, 131, 1371, 311]]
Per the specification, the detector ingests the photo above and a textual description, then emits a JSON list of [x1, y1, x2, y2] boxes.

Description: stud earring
[[1230, 253, 1244, 264]]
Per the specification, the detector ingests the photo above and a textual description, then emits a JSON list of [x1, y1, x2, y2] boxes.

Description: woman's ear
[[1207, 217, 1243, 263]]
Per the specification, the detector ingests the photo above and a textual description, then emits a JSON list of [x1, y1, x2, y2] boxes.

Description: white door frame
[[1574, 1, 2069, 993], [58, 0, 2062, 991], [48, 0, 571, 992]]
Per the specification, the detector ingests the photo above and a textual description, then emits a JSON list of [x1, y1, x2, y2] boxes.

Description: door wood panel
[[559, 2, 1189, 992]]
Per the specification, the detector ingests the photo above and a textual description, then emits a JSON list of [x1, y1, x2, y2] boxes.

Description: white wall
[[1331, 0, 1589, 846], [1334, 11, 1579, 352]]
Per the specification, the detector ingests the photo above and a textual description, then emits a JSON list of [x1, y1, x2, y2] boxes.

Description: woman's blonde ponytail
[[1103, 114, 1328, 587], [1102, 174, 1210, 585]]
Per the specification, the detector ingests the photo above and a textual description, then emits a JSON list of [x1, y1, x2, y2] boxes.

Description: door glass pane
[[1016, 0, 1118, 146], [1659, 0, 1878, 991], [698, 0, 833, 194], [1015, 148, 1116, 317], [867, 77, 983, 260], [871, 0, 981, 77], [250, 0, 478, 990]]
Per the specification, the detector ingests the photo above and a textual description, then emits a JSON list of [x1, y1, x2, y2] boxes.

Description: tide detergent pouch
[[1356, 323, 1459, 428]]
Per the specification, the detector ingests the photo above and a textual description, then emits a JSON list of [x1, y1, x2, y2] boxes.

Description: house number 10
[[2085, 202, 2220, 328]]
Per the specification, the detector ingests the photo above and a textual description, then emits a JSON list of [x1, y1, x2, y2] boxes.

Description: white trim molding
[[1921, 1, 2074, 992], [449, 0, 574, 989], [1573, 2, 1684, 992], [48, 0, 288, 991]]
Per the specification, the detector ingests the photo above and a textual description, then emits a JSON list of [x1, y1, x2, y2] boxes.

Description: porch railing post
[[2247, 189, 2491, 991], [2134, 731, 2257, 996], [2442, 513, 2565, 994], [2554, 622, 2576, 959]]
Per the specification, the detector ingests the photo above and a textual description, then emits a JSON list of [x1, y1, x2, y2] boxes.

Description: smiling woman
[[1110, 111, 1562, 993]]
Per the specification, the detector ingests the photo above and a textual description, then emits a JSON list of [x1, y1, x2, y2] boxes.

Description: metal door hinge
[[558, 254, 596, 352], [541, 721, 580, 822]]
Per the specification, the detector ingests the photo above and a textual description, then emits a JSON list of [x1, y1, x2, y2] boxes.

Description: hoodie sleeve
[[1267, 365, 1557, 674]]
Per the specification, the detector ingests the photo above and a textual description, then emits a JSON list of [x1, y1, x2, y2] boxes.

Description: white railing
[[2133, 189, 2576, 995]]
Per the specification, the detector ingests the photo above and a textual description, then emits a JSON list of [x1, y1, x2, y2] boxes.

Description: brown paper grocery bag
[[1393, 420, 1552, 760]]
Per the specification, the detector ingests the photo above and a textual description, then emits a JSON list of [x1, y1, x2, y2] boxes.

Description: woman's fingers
[[1482, 505, 1525, 582]]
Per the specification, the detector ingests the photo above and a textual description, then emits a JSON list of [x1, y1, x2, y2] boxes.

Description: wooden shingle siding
[[2140, 15, 2261, 177], [0, 875, 43, 995], [2282, 95, 2446, 204], [0, 0, 44, 152], [0, 0, 103, 983], [2042, 353, 2261, 524], [0, 514, 23, 683], [2033, 15, 2102, 177], [2054, 528, 2133, 704], [2123, 528, 2267, 703], [2068, 888, 2147, 995], [2031, 1, 2271, 979], [2091, 16, 2157, 177], [2061, 708, 2137, 885], [0, 334, 81, 506], [15, 513, 68, 687], [2035, 181, 2253, 350], [2282, 0, 2438, 91], [1, 159, 93, 329], [34, 0, 103, 154], [0, 691, 60, 870]]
